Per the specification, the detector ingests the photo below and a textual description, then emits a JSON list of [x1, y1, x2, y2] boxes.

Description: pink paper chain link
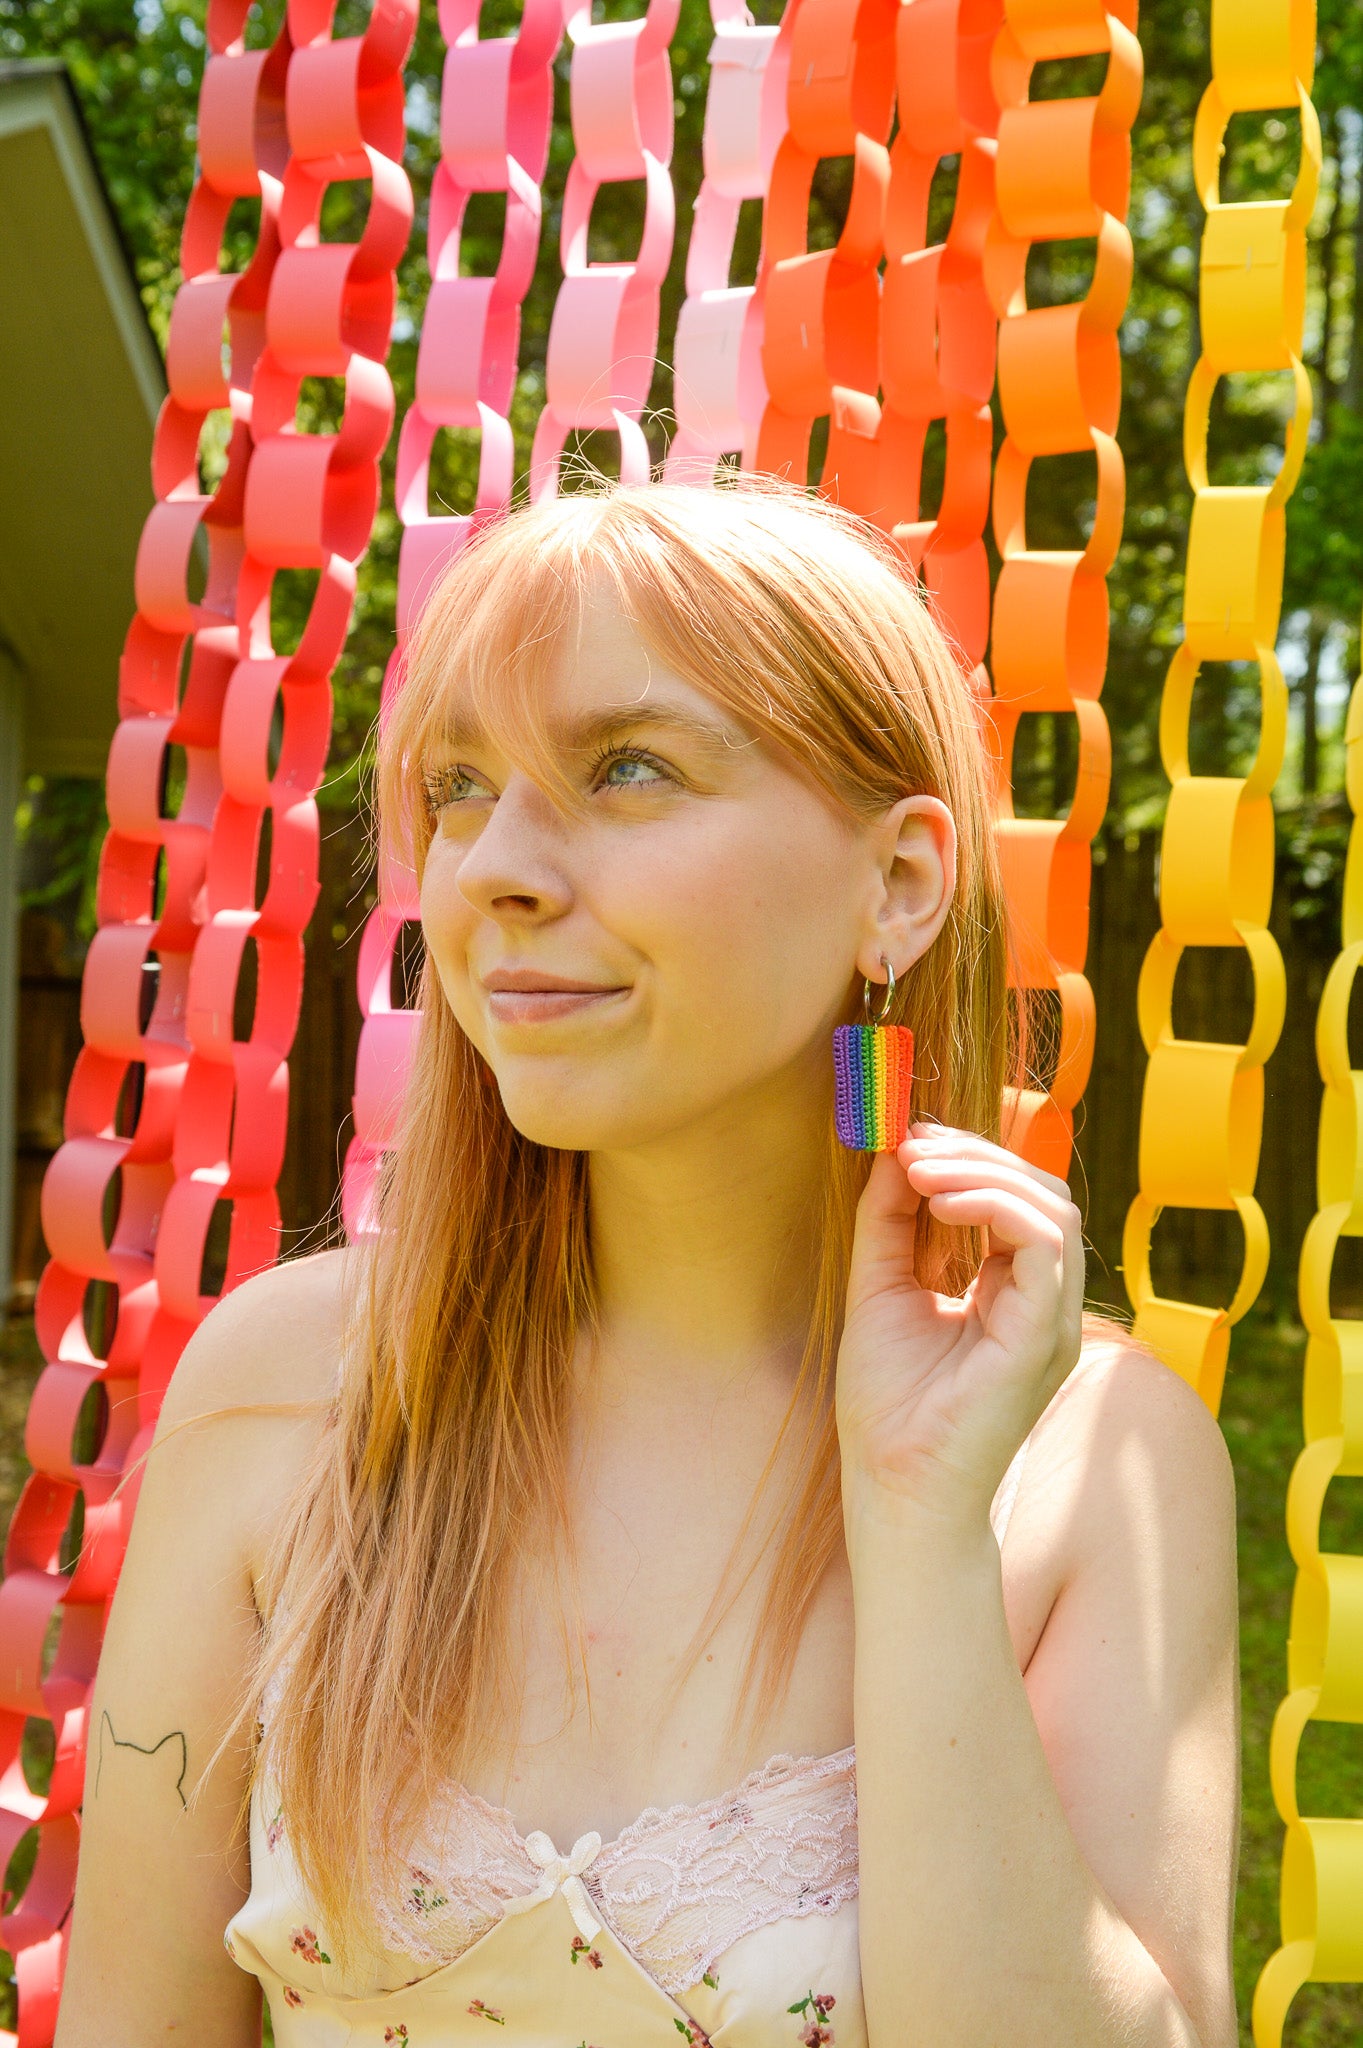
[[661, 0, 789, 482], [343, 0, 561, 1240], [529, 0, 682, 494]]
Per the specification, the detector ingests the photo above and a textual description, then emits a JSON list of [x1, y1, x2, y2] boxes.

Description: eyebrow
[[438, 700, 755, 756]]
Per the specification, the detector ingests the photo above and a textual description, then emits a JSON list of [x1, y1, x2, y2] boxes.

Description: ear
[[854, 795, 956, 986]]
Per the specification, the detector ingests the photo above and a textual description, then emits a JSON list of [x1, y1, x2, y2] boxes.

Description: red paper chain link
[[3, 8, 294, 2031], [4, 3, 413, 2036]]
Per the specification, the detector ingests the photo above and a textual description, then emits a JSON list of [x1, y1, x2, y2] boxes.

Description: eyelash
[[423, 743, 674, 813], [584, 740, 674, 789]]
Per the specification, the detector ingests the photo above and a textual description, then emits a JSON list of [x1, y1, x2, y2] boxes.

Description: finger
[[926, 1184, 1084, 1337], [902, 1149, 1083, 1239], [906, 1123, 1077, 1207], [965, 1250, 1013, 1323], [847, 1148, 924, 1298], [906, 1124, 1078, 1208]]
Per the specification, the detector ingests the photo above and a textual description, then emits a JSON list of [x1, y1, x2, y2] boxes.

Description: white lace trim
[[373, 1745, 859, 1995]]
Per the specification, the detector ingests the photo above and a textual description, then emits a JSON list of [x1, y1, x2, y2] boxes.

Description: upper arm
[[55, 1254, 343, 2047], [1019, 1343, 1241, 2048]]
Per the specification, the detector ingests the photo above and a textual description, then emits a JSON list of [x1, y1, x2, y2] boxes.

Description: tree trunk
[[1315, 112, 1345, 411], [1344, 132, 1363, 412], [1302, 611, 1327, 798]]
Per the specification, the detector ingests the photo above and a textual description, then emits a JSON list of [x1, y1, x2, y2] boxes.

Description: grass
[[1, 1307, 1360, 2042]]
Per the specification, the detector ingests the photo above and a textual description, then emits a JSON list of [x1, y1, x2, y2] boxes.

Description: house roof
[[0, 61, 164, 775]]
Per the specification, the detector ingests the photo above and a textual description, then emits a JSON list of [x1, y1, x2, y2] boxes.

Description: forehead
[[439, 583, 756, 756]]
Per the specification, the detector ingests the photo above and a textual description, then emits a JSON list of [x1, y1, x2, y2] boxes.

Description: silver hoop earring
[[862, 955, 896, 1027]]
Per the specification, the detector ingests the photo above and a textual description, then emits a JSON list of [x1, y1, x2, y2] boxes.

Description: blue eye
[[423, 765, 488, 810], [596, 745, 672, 790]]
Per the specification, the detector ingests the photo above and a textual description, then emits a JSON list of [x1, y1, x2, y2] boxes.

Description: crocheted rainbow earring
[[834, 960, 914, 1152]]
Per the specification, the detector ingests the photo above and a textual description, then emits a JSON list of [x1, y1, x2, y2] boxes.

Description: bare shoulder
[[1012, 1317, 1236, 1584], [155, 1245, 356, 1611], [1009, 1327, 1241, 2048], [160, 1244, 351, 1423], [55, 1247, 358, 2044]]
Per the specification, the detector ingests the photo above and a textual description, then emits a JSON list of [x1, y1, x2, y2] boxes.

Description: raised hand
[[835, 1121, 1086, 1527]]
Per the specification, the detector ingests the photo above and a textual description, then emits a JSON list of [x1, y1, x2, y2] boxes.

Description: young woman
[[56, 475, 1240, 2048]]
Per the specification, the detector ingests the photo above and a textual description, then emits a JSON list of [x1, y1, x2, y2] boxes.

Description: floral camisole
[[224, 1435, 1032, 2047]]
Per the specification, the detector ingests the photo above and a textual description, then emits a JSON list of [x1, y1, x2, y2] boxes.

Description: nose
[[451, 772, 575, 926]]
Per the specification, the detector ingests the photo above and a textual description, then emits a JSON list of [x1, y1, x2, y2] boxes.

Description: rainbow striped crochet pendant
[[833, 1022, 915, 1152]]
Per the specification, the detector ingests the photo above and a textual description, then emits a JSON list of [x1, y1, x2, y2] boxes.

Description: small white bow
[[502, 1828, 604, 1943]]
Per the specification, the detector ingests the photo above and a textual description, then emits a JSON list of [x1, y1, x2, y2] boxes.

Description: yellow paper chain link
[[1253, 633, 1363, 2035], [1120, 0, 1319, 1416]]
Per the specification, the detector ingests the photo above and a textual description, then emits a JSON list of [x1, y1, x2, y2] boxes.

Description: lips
[[481, 970, 622, 994], [479, 967, 630, 1026]]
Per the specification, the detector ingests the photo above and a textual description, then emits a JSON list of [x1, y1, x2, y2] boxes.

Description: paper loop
[[9, 3, 415, 2021]]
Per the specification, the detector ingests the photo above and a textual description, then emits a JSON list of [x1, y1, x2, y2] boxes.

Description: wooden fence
[[12, 814, 1341, 1321]]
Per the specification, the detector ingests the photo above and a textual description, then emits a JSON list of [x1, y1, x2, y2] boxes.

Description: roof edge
[[0, 61, 165, 419]]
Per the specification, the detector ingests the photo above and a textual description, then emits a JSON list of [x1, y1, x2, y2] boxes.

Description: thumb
[[847, 1145, 922, 1301]]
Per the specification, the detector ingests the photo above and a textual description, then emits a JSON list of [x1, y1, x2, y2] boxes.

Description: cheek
[[617, 805, 860, 1024], [418, 846, 476, 984]]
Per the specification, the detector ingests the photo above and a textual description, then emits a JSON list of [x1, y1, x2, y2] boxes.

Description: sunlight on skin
[[417, 574, 956, 1393], [409, 582, 1238, 2046]]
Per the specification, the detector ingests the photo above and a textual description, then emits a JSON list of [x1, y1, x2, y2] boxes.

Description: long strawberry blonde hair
[[196, 470, 1117, 1969]]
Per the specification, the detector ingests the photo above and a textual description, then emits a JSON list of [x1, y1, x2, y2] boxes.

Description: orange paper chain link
[[984, 0, 1141, 1178], [755, 0, 896, 502], [879, 0, 1001, 689]]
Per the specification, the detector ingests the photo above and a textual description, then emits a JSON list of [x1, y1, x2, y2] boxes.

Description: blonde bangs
[[385, 473, 995, 887], [381, 501, 592, 860]]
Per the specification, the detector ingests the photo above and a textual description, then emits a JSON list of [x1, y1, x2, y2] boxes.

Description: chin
[[493, 1075, 675, 1153]]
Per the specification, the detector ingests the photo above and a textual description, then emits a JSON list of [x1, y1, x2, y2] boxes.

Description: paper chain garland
[[661, 0, 787, 479], [1256, 602, 1363, 2041], [344, 0, 560, 1238], [11, 0, 1344, 2036], [1, 0, 414, 2032], [1254, 9, 1359, 2011], [1121, 0, 1316, 1416], [531, 0, 681, 490], [755, 0, 895, 499], [984, 0, 1140, 1181], [879, 0, 1000, 698]]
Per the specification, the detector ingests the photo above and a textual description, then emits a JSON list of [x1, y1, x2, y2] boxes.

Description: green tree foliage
[[3, 0, 1360, 907]]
